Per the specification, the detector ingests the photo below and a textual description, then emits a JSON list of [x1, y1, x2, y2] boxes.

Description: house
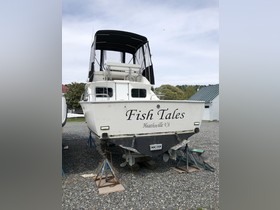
[[62, 84, 69, 94], [189, 84, 219, 121], [62, 84, 84, 114]]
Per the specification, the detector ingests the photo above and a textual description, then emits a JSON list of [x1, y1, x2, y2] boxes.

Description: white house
[[189, 84, 219, 121]]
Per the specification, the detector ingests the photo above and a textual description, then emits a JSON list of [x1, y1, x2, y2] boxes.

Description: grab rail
[[96, 93, 110, 98]]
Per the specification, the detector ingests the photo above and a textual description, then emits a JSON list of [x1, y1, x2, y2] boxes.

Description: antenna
[[91, 24, 95, 43]]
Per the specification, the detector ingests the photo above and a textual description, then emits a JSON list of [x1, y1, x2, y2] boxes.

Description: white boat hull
[[62, 95, 67, 127], [80, 100, 204, 157], [79, 30, 205, 160]]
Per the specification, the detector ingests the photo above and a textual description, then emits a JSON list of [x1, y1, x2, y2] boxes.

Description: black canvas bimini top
[[94, 30, 148, 54]]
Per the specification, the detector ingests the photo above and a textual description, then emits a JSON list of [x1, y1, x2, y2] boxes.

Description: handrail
[[96, 93, 110, 98]]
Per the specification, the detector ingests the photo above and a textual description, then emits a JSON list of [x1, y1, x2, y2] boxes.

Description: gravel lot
[[62, 121, 219, 210]]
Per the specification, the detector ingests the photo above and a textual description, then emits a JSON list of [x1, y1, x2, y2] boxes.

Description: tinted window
[[96, 87, 113, 97], [131, 89, 146, 98]]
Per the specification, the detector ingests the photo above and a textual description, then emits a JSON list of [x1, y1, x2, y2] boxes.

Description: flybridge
[[94, 30, 148, 54], [88, 30, 155, 84]]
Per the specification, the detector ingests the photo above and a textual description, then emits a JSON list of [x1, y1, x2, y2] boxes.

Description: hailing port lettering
[[143, 122, 170, 128], [125, 108, 185, 121]]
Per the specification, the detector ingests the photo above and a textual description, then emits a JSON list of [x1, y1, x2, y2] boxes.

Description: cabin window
[[205, 105, 210, 108], [96, 87, 113, 97], [131, 88, 146, 98]]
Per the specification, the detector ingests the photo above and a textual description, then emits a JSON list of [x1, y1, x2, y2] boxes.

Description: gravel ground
[[62, 121, 219, 210]]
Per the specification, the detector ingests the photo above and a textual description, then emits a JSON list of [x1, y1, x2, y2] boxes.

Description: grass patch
[[67, 117, 85, 122]]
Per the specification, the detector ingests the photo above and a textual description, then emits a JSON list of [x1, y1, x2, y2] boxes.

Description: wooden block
[[81, 173, 97, 178], [177, 166, 200, 173], [98, 184, 125, 195], [171, 167, 186, 173], [187, 166, 200, 173], [94, 175, 114, 181], [95, 178, 119, 188]]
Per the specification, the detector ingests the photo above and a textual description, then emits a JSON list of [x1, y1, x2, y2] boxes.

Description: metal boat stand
[[88, 130, 96, 148], [176, 144, 215, 172], [94, 158, 120, 188], [62, 144, 67, 176], [176, 144, 198, 171]]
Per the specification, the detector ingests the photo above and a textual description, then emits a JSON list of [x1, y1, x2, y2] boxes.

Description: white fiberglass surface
[[116, 83, 129, 100]]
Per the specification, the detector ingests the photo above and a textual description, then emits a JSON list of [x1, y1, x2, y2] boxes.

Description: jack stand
[[88, 130, 96, 148], [95, 158, 120, 188], [176, 144, 200, 173], [176, 144, 215, 172]]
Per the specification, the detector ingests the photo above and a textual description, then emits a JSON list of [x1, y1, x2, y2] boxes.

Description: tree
[[176, 85, 206, 99], [155, 84, 207, 100], [155, 85, 186, 100], [64, 82, 86, 110]]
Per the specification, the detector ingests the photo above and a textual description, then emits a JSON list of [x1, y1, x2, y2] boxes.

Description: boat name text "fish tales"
[[126, 108, 185, 120]]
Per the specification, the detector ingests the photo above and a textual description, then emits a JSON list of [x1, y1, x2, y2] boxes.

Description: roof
[[94, 30, 148, 54], [62, 84, 69, 93], [189, 84, 219, 103]]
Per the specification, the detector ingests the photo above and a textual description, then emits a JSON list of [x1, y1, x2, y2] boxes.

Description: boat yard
[[62, 30, 218, 209], [62, 121, 219, 209]]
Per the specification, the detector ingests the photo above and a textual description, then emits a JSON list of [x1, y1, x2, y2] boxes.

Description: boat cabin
[[83, 30, 158, 102]]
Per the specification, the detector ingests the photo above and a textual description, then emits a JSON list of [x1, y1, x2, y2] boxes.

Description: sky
[[62, 0, 219, 87]]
